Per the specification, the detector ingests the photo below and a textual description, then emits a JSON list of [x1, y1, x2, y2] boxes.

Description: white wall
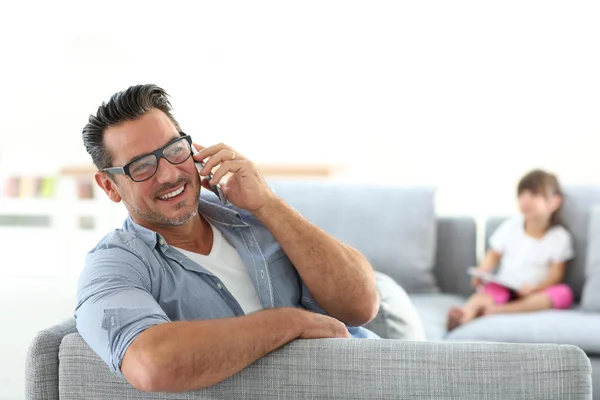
[[1, 4, 599, 398], [1, 0, 599, 219]]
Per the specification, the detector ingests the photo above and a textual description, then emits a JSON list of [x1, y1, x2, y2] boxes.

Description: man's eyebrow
[[124, 134, 182, 165]]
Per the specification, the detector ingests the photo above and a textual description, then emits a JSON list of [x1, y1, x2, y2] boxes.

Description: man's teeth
[[159, 185, 185, 200]]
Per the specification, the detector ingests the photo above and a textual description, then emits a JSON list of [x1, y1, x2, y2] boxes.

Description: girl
[[447, 169, 575, 331]]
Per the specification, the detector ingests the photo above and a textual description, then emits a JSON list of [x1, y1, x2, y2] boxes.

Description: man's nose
[[154, 157, 180, 184]]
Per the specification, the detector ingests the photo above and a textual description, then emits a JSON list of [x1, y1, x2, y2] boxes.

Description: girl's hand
[[471, 276, 483, 288], [518, 284, 536, 297]]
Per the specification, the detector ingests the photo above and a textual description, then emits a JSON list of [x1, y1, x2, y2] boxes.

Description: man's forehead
[[105, 110, 180, 164]]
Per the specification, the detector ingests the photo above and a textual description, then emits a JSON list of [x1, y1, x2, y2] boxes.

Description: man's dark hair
[[517, 169, 563, 226], [82, 84, 182, 171]]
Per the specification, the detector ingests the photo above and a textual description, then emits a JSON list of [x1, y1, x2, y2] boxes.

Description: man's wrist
[[286, 308, 307, 338], [253, 194, 284, 221], [264, 307, 305, 339]]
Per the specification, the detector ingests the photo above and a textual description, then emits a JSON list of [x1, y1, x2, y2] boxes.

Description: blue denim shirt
[[74, 193, 378, 377]]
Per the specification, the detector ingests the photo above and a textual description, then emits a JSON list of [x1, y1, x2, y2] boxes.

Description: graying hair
[[82, 84, 182, 172]]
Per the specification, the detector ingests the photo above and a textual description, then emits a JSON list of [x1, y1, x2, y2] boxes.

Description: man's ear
[[95, 171, 122, 203]]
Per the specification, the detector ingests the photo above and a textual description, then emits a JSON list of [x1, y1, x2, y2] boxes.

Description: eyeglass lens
[[129, 138, 191, 181]]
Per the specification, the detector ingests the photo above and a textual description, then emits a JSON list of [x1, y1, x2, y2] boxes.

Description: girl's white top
[[490, 215, 574, 289]]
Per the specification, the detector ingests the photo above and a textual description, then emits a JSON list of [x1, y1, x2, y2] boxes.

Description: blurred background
[[1, 1, 599, 398]]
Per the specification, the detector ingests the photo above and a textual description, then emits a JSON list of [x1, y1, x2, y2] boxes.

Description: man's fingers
[[210, 160, 244, 184], [194, 143, 241, 164], [196, 148, 244, 176], [198, 149, 229, 175], [192, 143, 205, 153]]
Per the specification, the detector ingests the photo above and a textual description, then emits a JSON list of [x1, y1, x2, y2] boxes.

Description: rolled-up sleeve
[[74, 246, 170, 378]]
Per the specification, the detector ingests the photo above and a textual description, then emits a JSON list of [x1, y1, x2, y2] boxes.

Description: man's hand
[[294, 309, 352, 339], [193, 143, 276, 212]]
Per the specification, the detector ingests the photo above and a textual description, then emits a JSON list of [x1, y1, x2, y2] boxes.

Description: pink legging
[[481, 282, 574, 310]]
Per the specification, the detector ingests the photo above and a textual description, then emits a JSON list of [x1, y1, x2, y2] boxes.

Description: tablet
[[467, 267, 520, 291]]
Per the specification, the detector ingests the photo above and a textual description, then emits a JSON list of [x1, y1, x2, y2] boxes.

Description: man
[[75, 84, 380, 393]]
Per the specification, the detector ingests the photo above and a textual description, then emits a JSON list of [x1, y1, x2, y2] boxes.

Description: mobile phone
[[192, 148, 227, 204]]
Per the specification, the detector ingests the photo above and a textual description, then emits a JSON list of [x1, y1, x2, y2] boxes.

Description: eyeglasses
[[102, 134, 194, 182]]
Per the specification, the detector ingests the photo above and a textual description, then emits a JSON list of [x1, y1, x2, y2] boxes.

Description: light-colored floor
[[1, 276, 79, 400]]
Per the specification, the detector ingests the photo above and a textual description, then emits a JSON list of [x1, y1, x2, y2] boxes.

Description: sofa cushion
[[410, 293, 466, 341], [363, 271, 426, 340], [445, 309, 600, 355], [266, 180, 438, 293], [486, 187, 600, 301], [582, 206, 600, 312]]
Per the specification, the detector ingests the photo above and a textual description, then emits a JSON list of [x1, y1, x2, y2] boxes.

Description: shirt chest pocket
[[157, 266, 237, 321], [268, 250, 302, 307]]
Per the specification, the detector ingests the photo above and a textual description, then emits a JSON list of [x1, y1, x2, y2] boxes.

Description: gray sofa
[[25, 182, 593, 399], [423, 187, 600, 400]]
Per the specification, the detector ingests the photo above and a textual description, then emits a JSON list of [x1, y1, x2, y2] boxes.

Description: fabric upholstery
[[266, 180, 439, 293], [433, 216, 477, 297], [24, 197, 597, 400], [591, 357, 600, 400], [486, 187, 600, 300], [582, 206, 600, 312], [363, 271, 426, 340], [25, 317, 76, 400], [410, 293, 466, 341], [445, 309, 600, 355], [560, 187, 600, 279], [58, 332, 591, 400]]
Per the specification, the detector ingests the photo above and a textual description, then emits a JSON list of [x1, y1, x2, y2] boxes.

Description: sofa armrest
[[57, 333, 591, 399], [25, 318, 77, 400]]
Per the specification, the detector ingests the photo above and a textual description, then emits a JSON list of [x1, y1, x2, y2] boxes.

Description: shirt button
[[159, 238, 165, 245], [217, 283, 223, 290]]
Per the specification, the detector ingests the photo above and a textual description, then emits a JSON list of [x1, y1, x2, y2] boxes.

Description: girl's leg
[[462, 292, 497, 322], [447, 292, 496, 331], [447, 283, 511, 331], [484, 292, 552, 314], [485, 284, 573, 315]]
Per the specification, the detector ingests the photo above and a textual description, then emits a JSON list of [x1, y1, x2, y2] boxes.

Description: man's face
[[100, 108, 201, 227]]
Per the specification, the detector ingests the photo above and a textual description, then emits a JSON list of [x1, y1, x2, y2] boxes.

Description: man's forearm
[[254, 196, 379, 326], [123, 307, 302, 392]]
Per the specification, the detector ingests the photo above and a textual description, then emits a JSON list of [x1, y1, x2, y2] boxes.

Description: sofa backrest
[[434, 217, 477, 297], [266, 180, 440, 293], [485, 186, 600, 301]]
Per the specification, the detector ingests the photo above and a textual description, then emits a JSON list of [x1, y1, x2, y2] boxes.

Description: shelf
[[0, 198, 61, 216], [0, 197, 110, 214]]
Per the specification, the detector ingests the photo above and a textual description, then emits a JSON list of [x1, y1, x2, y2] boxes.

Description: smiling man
[[75, 84, 380, 393]]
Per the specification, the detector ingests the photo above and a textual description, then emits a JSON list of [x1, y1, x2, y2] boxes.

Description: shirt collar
[[122, 193, 248, 249]]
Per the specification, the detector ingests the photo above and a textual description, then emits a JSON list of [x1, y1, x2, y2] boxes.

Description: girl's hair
[[517, 169, 563, 226]]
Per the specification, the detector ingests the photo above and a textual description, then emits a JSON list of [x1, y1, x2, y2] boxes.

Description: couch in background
[[25, 182, 593, 399], [439, 188, 600, 400], [268, 181, 598, 398]]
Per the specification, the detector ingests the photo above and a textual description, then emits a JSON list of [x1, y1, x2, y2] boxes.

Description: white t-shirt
[[489, 216, 574, 289], [173, 223, 263, 314]]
